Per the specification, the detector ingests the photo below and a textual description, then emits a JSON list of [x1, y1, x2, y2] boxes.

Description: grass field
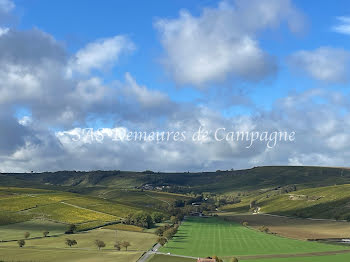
[[0, 219, 67, 241], [0, 228, 157, 262], [160, 217, 347, 258]]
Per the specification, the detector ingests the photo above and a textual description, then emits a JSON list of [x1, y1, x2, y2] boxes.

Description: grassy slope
[[0, 219, 67, 241], [223, 184, 350, 220], [0, 228, 157, 262], [160, 217, 345, 257]]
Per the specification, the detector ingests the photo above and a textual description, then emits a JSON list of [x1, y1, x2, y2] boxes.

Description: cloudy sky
[[0, 0, 350, 172]]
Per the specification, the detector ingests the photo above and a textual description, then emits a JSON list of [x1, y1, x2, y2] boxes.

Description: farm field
[[221, 213, 350, 240], [0, 228, 157, 262], [159, 217, 347, 258], [0, 187, 143, 228]]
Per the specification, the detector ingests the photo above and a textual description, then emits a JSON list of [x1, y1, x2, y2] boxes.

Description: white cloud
[[289, 47, 350, 83], [155, 0, 304, 86], [0, 27, 8, 36], [332, 16, 350, 35], [123, 73, 171, 109], [68, 35, 135, 76]]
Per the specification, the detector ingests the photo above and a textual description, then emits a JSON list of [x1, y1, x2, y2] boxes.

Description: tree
[[24, 232, 30, 239], [152, 212, 164, 223], [94, 240, 106, 250], [250, 200, 257, 209], [17, 239, 25, 248], [65, 224, 77, 234], [231, 257, 239, 262], [132, 212, 154, 229], [242, 222, 248, 227], [259, 225, 269, 233], [43, 231, 49, 237], [157, 237, 167, 246], [114, 241, 121, 251], [155, 227, 165, 236], [65, 239, 77, 247], [212, 256, 223, 262], [121, 241, 131, 251], [163, 227, 177, 239]]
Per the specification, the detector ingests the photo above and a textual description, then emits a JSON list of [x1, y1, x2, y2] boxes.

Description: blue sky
[[1, 0, 350, 172], [13, 0, 349, 109]]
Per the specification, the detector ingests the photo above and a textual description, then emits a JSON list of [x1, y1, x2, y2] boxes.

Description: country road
[[137, 243, 162, 262]]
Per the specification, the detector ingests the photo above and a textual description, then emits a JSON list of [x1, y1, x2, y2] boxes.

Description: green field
[[160, 217, 346, 258]]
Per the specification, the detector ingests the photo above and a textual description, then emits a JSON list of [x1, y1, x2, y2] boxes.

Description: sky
[[0, 0, 350, 172]]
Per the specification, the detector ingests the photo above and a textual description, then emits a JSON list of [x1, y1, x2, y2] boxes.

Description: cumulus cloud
[[288, 47, 350, 83], [68, 35, 135, 76], [332, 16, 350, 35], [122, 73, 171, 110], [155, 0, 304, 86]]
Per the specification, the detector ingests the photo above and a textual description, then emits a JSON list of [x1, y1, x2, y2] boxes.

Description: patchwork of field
[[160, 217, 347, 258], [0, 228, 157, 262], [222, 213, 350, 240]]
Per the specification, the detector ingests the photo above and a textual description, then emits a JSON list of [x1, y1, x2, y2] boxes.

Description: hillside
[[223, 184, 350, 221], [1, 166, 350, 194]]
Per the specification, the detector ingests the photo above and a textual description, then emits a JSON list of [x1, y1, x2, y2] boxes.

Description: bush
[[65, 224, 77, 234], [231, 257, 239, 262], [242, 221, 248, 227], [259, 225, 269, 233], [114, 241, 121, 251], [17, 239, 25, 248], [65, 239, 77, 247], [24, 232, 30, 239]]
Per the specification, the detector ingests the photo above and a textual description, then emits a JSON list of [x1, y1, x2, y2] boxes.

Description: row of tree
[[124, 211, 165, 229]]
